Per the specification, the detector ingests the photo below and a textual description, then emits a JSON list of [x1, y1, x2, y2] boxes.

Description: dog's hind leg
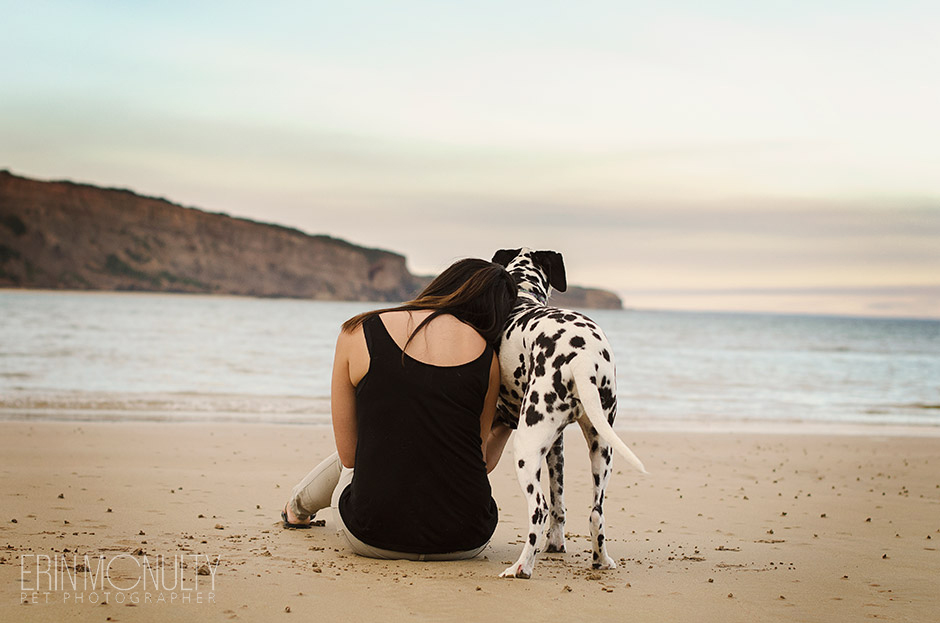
[[500, 417, 557, 579], [579, 418, 617, 570], [544, 433, 566, 553]]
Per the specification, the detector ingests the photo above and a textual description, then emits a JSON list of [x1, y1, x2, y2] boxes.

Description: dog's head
[[492, 248, 567, 303]]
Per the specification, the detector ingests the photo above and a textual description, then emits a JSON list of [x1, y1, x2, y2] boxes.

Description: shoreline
[[2, 420, 938, 622], [2, 411, 940, 438]]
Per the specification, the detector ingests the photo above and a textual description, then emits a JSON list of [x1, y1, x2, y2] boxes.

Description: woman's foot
[[281, 504, 313, 529]]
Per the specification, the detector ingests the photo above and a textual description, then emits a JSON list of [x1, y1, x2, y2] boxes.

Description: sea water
[[1, 290, 938, 430]]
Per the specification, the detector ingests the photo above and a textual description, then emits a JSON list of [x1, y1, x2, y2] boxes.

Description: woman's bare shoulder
[[336, 318, 366, 353]]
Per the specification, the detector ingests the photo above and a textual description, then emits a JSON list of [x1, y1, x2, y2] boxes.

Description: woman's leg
[[287, 451, 343, 521]]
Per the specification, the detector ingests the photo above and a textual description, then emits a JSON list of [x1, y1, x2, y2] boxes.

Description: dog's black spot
[[593, 473, 600, 487], [534, 352, 546, 377], [526, 483, 534, 494], [569, 336, 586, 349], [601, 348, 611, 362], [536, 468, 541, 481], [601, 446, 610, 462], [518, 459, 525, 468], [552, 352, 576, 369], [529, 533, 537, 545], [525, 404, 544, 426], [591, 332, 601, 341], [530, 391, 540, 405], [598, 533, 605, 546], [591, 439, 599, 452], [599, 385, 616, 412], [553, 370, 567, 400], [513, 312, 536, 333], [592, 551, 599, 561], [534, 332, 556, 359], [544, 391, 556, 404]]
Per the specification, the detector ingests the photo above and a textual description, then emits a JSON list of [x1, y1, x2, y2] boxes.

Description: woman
[[283, 258, 517, 560]]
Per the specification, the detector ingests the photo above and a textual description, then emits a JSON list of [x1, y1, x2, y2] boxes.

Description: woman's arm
[[331, 328, 360, 468], [485, 421, 512, 474], [481, 353, 511, 473]]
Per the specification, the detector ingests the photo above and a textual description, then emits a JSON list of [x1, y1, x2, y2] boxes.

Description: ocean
[[1, 290, 939, 431]]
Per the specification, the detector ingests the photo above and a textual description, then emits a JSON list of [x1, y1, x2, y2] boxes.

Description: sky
[[2, 1, 939, 318]]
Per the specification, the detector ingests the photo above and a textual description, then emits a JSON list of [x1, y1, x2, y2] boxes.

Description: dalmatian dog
[[491, 248, 647, 579]]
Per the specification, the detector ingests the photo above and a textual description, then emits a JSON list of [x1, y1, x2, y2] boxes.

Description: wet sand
[[1, 421, 938, 622]]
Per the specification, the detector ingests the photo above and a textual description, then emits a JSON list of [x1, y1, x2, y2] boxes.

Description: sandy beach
[[1, 421, 938, 622]]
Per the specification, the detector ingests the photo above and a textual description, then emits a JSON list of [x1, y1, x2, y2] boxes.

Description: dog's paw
[[591, 555, 617, 570], [545, 525, 566, 552], [499, 564, 532, 579]]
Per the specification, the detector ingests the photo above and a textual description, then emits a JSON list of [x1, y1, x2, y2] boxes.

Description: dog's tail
[[571, 361, 648, 475]]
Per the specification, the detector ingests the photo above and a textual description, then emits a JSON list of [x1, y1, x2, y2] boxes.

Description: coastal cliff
[[0, 170, 622, 308]]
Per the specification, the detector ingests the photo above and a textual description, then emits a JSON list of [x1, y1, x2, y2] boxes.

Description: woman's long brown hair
[[341, 258, 517, 352]]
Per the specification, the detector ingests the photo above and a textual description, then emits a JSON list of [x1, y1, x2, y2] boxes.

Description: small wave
[[0, 372, 33, 379], [0, 391, 332, 421], [809, 346, 853, 353]]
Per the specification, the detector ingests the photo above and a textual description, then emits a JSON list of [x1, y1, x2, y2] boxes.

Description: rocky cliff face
[[0, 170, 621, 308], [0, 170, 423, 301], [551, 285, 622, 310]]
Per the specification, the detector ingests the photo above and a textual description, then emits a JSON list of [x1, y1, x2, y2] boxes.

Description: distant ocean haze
[[1, 291, 938, 429]]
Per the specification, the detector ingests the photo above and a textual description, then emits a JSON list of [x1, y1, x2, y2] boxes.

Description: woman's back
[[337, 313, 498, 554], [346, 310, 490, 385]]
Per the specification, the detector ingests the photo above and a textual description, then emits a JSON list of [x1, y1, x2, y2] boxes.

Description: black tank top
[[337, 315, 499, 554]]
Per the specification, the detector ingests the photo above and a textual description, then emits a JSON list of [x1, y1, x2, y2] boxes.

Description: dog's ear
[[533, 251, 567, 292], [491, 248, 521, 267]]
